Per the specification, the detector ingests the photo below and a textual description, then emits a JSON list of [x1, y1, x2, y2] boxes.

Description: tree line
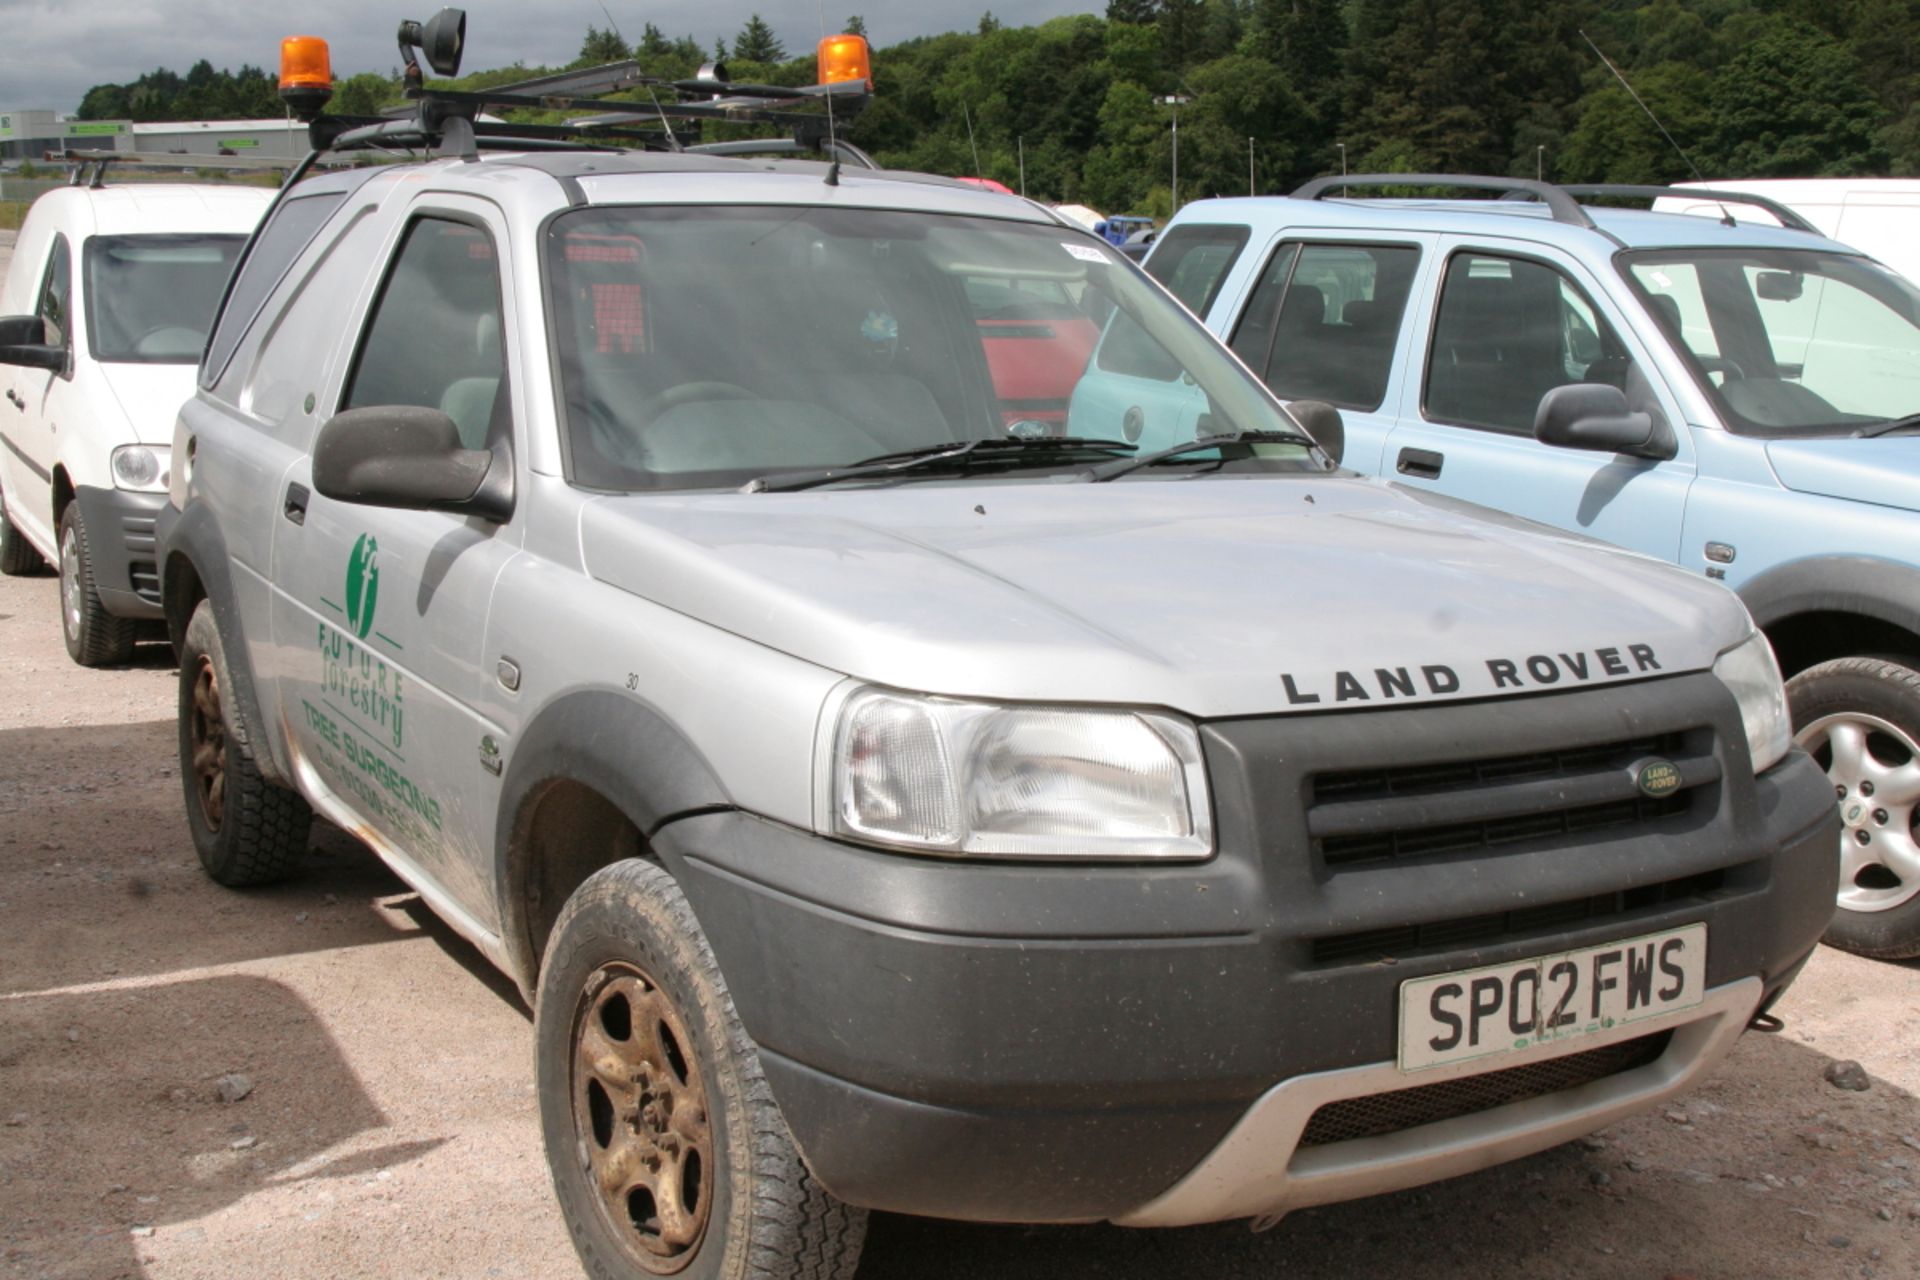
[[74, 3, 1920, 216]]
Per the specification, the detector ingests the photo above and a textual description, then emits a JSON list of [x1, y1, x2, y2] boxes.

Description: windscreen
[[545, 205, 1310, 490], [1622, 247, 1920, 436], [84, 234, 248, 363]]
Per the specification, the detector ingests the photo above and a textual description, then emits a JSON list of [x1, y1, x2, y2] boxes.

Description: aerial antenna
[[962, 103, 981, 175], [1579, 30, 1706, 184], [816, 0, 841, 171], [644, 84, 682, 150], [596, 1, 623, 41]]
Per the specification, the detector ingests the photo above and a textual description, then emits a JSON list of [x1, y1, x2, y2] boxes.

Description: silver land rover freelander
[[158, 13, 1840, 1278]]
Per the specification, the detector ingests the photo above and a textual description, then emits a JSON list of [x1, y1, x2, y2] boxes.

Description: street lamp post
[[1248, 136, 1255, 196], [1158, 95, 1191, 212], [1336, 141, 1347, 198], [1536, 144, 1545, 182]]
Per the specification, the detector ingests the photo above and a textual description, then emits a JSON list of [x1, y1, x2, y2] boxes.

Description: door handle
[[4, 389, 21, 410], [284, 482, 309, 526], [1396, 447, 1444, 480]]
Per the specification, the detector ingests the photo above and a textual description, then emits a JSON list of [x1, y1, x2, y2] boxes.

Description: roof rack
[[45, 148, 298, 189], [1290, 174, 1598, 230], [1541, 184, 1821, 234]]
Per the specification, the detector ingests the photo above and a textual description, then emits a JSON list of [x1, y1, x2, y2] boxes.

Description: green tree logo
[[345, 534, 381, 640]]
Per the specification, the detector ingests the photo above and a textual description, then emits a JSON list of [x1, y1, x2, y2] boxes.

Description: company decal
[[306, 531, 445, 843], [1279, 643, 1663, 706]]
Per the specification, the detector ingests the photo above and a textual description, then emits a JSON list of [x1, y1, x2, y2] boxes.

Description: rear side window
[[1145, 224, 1250, 316], [1228, 242, 1419, 411], [342, 216, 507, 450], [1425, 252, 1632, 434], [202, 191, 348, 387]]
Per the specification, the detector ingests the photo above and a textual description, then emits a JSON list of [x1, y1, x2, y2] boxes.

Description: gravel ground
[[1, 226, 1918, 1274]]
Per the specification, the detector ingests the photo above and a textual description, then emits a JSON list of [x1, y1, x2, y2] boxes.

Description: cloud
[[0, 0, 1101, 116]]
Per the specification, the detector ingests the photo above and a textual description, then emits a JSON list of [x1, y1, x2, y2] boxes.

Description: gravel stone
[[214, 1073, 254, 1103], [1826, 1060, 1872, 1091]]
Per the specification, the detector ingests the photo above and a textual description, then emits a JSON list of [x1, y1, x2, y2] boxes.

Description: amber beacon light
[[817, 34, 872, 90], [279, 36, 334, 119]]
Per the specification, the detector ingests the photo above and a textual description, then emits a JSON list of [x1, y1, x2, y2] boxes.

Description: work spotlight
[[398, 7, 467, 83]]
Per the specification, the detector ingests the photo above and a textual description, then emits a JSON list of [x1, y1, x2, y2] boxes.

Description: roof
[[1176, 194, 1864, 257], [28, 183, 274, 238], [295, 149, 1072, 226], [129, 119, 308, 137]]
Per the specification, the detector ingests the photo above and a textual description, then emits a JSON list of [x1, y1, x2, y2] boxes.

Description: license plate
[[1397, 924, 1707, 1073]]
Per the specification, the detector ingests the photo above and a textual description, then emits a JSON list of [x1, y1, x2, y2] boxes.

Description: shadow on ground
[[0, 973, 443, 1280]]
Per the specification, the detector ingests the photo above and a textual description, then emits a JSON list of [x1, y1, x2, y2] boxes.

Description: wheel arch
[[1738, 555, 1920, 679], [494, 689, 734, 1000], [159, 500, 290, 783]]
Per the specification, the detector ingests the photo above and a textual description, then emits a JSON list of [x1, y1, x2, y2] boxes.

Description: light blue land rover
[[1130, 176, 1920, 958]]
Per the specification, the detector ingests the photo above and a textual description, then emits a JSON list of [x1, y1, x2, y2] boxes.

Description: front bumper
[[71, 484, 165, 619], [655, 675, 1839, 1226]]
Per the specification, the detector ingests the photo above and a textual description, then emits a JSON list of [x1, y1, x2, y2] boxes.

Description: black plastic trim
[[70, 484, 165, 618], [1737, 554, 1920, 640]]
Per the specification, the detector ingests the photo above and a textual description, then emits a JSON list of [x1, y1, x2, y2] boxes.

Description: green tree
[[1344, 0, 1516, 175], [1560, 62, 1713, 183], [332, 71, 401, 117], [1706, 17, 1886, 175], [845, 15, 868, 37], [1158, 0, 1206, 66], [733, 15, 786, 63], [1107, 0, 1160, 22], [579, 25, 629, 65]]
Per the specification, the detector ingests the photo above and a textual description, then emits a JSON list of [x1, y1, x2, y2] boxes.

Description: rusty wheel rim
[[189, 655, 227, 832], [571, 962, 714, 1273]]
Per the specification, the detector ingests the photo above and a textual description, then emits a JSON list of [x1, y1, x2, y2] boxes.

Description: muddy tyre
[[59, 505, 137, 666], [1788, 656, 1920, 960], [537, 859, 866, 1280], [0, 487, 46, 576], [178, 599, 311, 886]]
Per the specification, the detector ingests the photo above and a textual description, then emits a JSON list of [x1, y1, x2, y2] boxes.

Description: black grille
[[1298, 1031, 1673, 1147], [1310, 870, 1727, 965], [129, 561, 161, 606], [1309, 731, 1716, 869]]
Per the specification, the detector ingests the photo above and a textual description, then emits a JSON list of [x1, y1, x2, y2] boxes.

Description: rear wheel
[[1788, 656, 1920, 959], [59, 505, 136, 666], [537, 858, 866, 1280], [178, 599, 312, 886], [0, 488, 45, 576]]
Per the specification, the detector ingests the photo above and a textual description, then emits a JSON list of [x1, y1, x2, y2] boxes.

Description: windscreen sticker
[[1062, 242, 1108, 263]]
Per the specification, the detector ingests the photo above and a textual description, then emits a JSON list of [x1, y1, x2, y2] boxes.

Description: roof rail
[[683, 137, 880, 168], [45, 148, 298, 189], [1290, 174, 1597, 230], [1544, 184, 1822, 234]]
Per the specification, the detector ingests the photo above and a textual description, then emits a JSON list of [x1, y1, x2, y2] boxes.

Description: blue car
[[1121, 176, 1920, 959]]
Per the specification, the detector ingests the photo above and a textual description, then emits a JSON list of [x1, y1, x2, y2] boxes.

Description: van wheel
[[59, 505, 137, 666], [537, 859, 866, 1280], [0, 489, 46, 576], [178, 599, 312, 885], [1788, 656, 1920, 960]]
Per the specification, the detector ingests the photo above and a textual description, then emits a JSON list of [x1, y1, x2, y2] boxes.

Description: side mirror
[[0, 314, 65, 373], [1755, 271, 1803, 302], [1534, 383, 1675, 461], [312, 405, 511, 521], [1287, 399, 1344, 467]]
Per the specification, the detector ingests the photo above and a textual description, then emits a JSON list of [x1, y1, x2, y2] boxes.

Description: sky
[[1, 1, 1101, 117]]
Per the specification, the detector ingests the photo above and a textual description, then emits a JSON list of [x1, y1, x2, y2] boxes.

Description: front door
[[2, 233, 76, 550], [270, 201, 524, 929], [1382, 238, 1695, 561]]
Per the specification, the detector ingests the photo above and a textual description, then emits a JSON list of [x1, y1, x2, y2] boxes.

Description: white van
[[0, 183, 271, 664], [1660, 179, 1920, 281]]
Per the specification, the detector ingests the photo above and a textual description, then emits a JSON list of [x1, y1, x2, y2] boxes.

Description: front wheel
[[59, 505, 136, 666], [536, 859, 866, 1280], [1788, 656, 1920, 959]]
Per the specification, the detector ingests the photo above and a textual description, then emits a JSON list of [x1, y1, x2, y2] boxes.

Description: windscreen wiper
[[1855, 413, 1920, 439], [743, 436, 1140, 493], [1085, 430, 1320, 482]]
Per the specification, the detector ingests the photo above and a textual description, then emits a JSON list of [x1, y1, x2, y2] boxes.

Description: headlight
[[1713, 630, 1790, 773], [825, 687, 1213, 860], [110, 445, 170, 493]]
